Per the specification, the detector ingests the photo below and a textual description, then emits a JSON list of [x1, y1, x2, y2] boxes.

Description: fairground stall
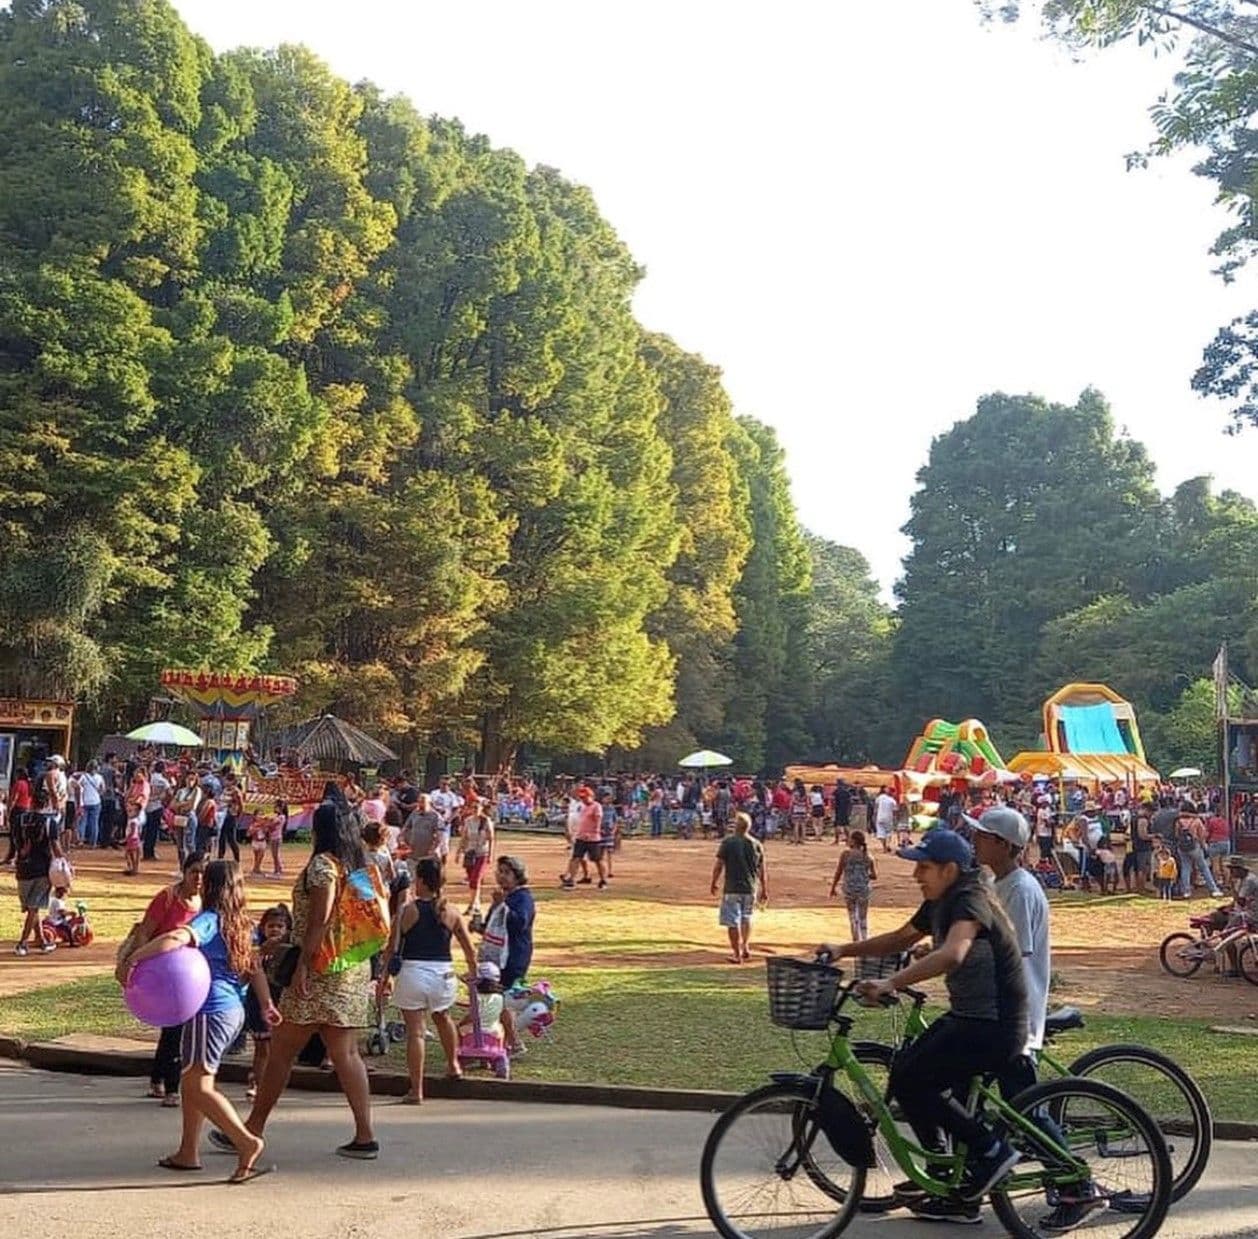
[[0, 696, 75, 792]]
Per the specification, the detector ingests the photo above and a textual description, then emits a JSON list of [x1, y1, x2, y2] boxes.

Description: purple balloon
[[125, 948, 211, 1027]]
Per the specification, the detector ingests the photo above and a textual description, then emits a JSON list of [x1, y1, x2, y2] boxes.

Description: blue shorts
[[719, 893, 755, 928], [182, 1006, 245, 1075]]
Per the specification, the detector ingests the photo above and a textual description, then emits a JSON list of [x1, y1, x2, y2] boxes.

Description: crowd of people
[[0, 759, 539, 1176]]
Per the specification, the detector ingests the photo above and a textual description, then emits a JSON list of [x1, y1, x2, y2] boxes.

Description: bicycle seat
[[1043, 1006, 1084, 1037]]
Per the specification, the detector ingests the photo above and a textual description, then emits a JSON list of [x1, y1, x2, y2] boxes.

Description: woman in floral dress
[[215, 800, 379, 1159]]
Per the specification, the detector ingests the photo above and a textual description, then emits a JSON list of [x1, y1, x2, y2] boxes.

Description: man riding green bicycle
[[820, 828, 1025, 1224]]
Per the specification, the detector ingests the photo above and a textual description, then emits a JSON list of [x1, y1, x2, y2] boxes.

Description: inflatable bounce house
[[1008, 682, 1159, 788], [904, 718, 1008, 782]]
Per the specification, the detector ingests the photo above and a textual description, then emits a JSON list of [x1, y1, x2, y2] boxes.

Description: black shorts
[[835, 808, 851, 828], [810, 806, 824, 819], [572, 839, 603, 862]]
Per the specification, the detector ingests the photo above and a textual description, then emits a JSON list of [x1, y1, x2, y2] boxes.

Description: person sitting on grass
[[819, 829, 1026, 1225], [711, 812, 767, 964]]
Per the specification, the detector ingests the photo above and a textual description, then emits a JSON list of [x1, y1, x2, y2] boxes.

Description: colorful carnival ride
[[1008, 682, 1160, 788], [159, 669, 297, 766]]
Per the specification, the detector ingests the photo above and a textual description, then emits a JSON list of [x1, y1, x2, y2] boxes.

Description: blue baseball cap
[[898, 829, 974, 869]]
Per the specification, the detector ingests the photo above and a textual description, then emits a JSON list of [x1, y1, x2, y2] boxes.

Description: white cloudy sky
[[173, 0, 1258, 595]]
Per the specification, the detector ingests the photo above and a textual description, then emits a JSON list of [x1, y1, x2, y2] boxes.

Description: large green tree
[[890, 390, 1162, 751], [986, 2, 1258, 428], [716, 417, 812, 773]]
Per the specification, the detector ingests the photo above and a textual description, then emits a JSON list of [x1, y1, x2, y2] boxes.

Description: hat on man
[[974, 806, 1031, 850], [1225, 854, 1256, 874], [899, 829, 974, 869], [574, 785, 593, 803]]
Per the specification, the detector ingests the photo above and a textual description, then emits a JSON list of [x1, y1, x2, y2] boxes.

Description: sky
[[172, 0, 1258, 596]]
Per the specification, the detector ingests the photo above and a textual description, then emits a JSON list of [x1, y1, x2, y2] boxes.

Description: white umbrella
[[1169, 767, 1202, 780], [679, 749, 733, 769], [126, 721, 204, 747]]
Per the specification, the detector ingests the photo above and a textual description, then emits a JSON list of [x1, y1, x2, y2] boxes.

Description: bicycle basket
[[853, 951, 908, 982], [766, 956, 841, 1030]]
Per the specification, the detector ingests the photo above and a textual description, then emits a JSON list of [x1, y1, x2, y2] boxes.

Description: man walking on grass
[[711, 811, 767, 964]]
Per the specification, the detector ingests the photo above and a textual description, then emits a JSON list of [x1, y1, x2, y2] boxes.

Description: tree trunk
[[480, 710, 517, 776]]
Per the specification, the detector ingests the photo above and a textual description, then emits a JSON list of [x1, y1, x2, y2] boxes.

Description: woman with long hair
[[378, 857, 478, 1103], [122, 861, 278, 1182], [217, 801, 379, 1159], [117, 851, 205, 1107]]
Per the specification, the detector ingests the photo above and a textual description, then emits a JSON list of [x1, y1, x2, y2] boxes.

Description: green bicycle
[[699, 956, 1172, 1239], [844, 986, 1211, 1212]]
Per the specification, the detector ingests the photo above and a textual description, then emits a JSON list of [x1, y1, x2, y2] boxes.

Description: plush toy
[[505, 979, 559, 1038]]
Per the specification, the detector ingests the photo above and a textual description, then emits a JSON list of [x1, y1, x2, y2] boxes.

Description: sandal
[[157, 1156, 202, 1172], [147, 1085, 165, 1099], [161, 1093, 180, 1107], [228, 1163, 276, 1185]]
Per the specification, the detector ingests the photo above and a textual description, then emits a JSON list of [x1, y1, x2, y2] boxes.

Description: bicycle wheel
[[701, 1081, 865, 1239], [991, 1076, 1172, 1239], [842, 1042, 907, 1213], [1068, 1043, 1212, 1202], [1238, 938, 1258, 987], [1158, 932, 1203, 978]]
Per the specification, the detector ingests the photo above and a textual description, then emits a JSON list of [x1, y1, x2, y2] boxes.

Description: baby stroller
[[455, 963, 511, 1080]]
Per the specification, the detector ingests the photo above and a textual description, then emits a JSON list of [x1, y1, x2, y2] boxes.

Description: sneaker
[[959, 1140, 1020, 1200], [909, 1197, 982, 1225], [335, 1139, 379, 1160], [597, 879, 608, 890], [559, 876, 574, 890], [1039, 1187, 1109, 1233], [576, 877, 592, 885], [14, 943, 28, 957], [40, 942, 56, 953]]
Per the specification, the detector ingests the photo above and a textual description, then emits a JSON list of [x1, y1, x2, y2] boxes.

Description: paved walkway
[[1, 1060, 1256, 1236]]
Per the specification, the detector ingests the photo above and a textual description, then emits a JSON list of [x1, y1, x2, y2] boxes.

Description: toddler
[[1155, 842, 1178, 900], [124, 812, 142, 874], [458, 961, 506, 1042], [247, 903, 294, 1099], [268, 800, 287, 878], [248, 815, 269, 875]]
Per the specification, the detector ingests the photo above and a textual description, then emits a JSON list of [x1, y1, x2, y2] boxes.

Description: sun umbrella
[[1169, 767, 1202, 780], [126, 721, 204, 747], [679, 749, 733, 769]]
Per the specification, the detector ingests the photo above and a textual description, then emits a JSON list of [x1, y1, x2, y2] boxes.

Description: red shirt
[[575, 802, 603, 842], [143, 885, 199, 936], [9, 775, 31, 812], [1206, 815, 1230, 844]]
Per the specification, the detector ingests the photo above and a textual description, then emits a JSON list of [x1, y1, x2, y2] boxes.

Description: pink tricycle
[[455, 965, 511, 1080]]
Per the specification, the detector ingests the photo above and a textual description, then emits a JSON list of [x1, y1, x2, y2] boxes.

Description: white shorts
[[393, 960, 457, 1014]]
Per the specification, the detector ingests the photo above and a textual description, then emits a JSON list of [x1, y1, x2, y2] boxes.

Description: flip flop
[[157, 1156, 203, 1172], [399, 1094, 423, 1105], [228, 1163, 276, 1185]]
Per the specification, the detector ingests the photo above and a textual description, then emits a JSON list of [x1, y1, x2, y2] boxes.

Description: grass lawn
[[2, 837, 1254, 1124], [2, 968, 1254, 1124]]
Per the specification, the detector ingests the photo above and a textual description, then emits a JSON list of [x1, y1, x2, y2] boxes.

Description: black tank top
[[399, 897, 452, 962]]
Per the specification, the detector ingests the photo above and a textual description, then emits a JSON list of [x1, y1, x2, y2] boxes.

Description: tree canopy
[[0, 0, 1251, 778]]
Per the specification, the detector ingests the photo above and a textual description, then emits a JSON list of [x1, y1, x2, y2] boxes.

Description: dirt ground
[[3, 831, 1257, 1023]]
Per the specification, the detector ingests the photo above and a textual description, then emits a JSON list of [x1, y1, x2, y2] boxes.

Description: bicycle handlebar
[[811, 950, 929, 1011]]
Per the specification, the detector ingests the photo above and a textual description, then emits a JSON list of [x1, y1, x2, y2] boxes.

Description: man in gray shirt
[[402, 794, 441, 873]]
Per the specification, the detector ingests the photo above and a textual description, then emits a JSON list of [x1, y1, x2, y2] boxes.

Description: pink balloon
[[125, 948, 211, 1027]]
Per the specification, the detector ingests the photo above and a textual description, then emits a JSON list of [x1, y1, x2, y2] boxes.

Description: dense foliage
[[986, 2, 1258, 430], [0, 1, 1251, 776]]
